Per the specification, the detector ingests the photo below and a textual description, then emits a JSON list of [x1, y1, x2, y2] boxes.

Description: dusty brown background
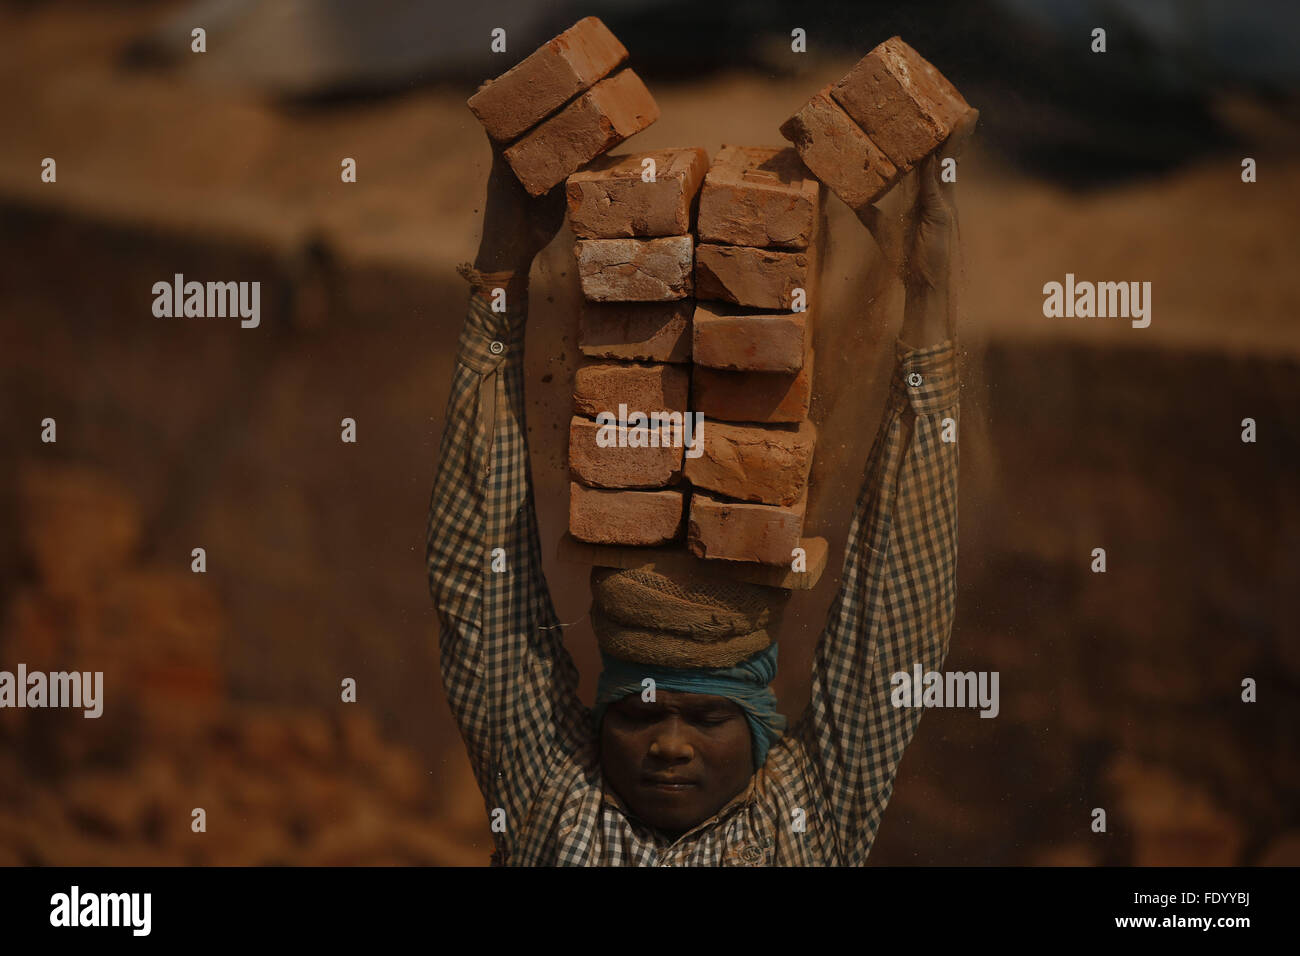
[[1, 0, 1297, 865]]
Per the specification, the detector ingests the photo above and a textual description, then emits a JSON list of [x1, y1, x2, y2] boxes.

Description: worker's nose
[[647, 719, 693, 762]]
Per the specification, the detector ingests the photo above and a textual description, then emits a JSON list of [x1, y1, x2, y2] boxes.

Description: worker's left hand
[[858, 109, 977, 294]]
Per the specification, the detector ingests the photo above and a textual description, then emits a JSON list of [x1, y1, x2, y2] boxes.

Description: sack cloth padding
[[589, 564, 790, 668]]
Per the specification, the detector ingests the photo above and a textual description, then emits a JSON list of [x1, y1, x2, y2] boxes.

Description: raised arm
[[790, 115, 974, 864], [425, 142, 588, 861]]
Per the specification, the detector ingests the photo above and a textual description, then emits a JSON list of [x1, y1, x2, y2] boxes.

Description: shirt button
[[907, 372, 922, 387], [489, 340, 504, 355]]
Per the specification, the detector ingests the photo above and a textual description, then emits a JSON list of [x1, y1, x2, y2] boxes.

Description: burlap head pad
[[590, 564, 791, 668]]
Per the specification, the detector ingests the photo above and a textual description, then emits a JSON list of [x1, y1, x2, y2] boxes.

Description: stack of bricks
[[683, 145, 823, 566], [780, 35, 974, 217], [566, 148, 710, 547], [467, 17, 659, 196]]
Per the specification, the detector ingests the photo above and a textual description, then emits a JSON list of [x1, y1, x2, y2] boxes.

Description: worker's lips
[[641, 776, 700, 792]]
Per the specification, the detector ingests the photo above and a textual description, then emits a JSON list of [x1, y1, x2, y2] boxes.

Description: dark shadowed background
[[1, 0, 1298, 865]]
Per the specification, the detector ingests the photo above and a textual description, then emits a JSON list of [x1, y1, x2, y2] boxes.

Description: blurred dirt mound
[[0, 461, 486, 866]]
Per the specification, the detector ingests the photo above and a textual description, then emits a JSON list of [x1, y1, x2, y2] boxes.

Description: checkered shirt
[[426, 281, 960, 866]]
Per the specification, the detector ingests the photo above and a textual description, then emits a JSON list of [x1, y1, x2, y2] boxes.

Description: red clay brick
[[780, 85, 900, 214], [578, 299, 692, 363], [576, 235, 693, 301], [692, 302, 807, 373], [567, 148, 709, 238], [573, 362, 689, 418], [694, 242, 816, 310], [697, 146, 822, 249], [467, 17, 628, 143], [504, 69, 659, 197], [569, 415, 683, 488], [570, 483, 685, 546], [688, 489, 807, 565], [830, 36, 972, 170], [692, 337, 814, 423], [683, 419, 815, 506]]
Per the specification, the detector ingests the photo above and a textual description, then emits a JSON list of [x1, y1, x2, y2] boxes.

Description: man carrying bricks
[[426, 108, 973, 864]]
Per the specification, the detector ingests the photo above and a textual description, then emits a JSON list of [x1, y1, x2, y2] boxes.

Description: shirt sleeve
[[425, 274, 591, 861], [789, 336, 960, 865]]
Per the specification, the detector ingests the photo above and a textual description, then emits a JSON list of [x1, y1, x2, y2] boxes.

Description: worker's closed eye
[[694, 713, 737, 728]]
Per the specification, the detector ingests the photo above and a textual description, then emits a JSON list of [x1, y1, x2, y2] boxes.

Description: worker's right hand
[[473, 135, 567, 273]]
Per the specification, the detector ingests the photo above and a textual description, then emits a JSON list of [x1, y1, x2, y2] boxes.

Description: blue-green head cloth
[[592, 644, 786, 769]]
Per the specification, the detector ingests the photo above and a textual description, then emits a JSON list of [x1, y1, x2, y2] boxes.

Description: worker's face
[[600, 689, 754, 837]]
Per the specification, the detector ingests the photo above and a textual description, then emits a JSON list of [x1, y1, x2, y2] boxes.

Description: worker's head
[[588, 565, 790, 836]]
